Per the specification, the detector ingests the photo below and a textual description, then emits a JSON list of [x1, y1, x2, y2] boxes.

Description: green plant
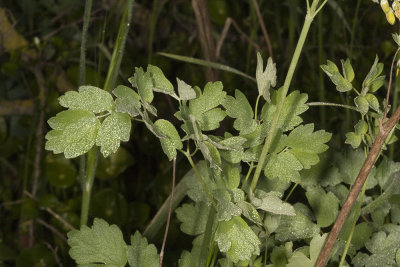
[[28, 0, 400, 267]]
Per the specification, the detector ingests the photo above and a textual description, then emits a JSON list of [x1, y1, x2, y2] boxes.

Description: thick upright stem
[[80, 147, 98, 226], [250, 13, 315, 191]]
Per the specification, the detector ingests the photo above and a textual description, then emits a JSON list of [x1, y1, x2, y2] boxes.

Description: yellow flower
[[386, 8, 396, 24], [381, 0, 391, 13]]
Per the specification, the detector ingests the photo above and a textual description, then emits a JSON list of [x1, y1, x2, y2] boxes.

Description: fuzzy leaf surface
[[126, 231, 159, 267], [261, 88, 308, 132], [67, 218, 127, 266], [256, 53, 277, 102], [287, 234, 327, 267], [305, 186, 339, 227], [286, 124, 332, 169], [46, 110, 100, 158], [96, 112, 131, 157], [177, 78, 196, 100], [175, 202, 211, 236], [189, 81, 226, 130], [222, 89, 257, 134], [132, 67, 154, 103], [147, 64, 177, 99], [113, 85, 141, 117], [59, 86, 114, 113], [251, 193, 296, 216], [154, 119, 182, 161], [275, 209, 319, 242], [215, 216, 260, 263], [264, 151, 303, 183]]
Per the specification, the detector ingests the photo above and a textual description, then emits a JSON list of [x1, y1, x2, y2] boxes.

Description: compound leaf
[[177, 78, 196, 100], [96, 112, 131, 158], [261, 88, 308, 132], [275, 209, 319, 242], [154, 119, 183, 161], [286, 124, 332, 169], [46, 110, 100, 158], [126, 231, 159, 267], [67, 218, 127, 266], [131, 67, 154, 103], [147, 64, 177, 99], [222, 90, 257, 134], [59, 86, 114, 114], [112, 85, 141, 117], [189, 81, 226, 126], [305, 186, 339, 227], [264, 151, 303, 183], [175, 202, 211, 236], [215, 216, 260, 263]]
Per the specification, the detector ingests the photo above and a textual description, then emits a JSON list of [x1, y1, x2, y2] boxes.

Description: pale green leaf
[[365, 93, 380, 112], [354, 95, 369, 115], [362, 56, 384, 90], [222, 90, 257, 134], [67, 218, 127, 266], [305, 186, 339, 227], [185, 161, 216, 204], [345, 132, 362, 149], [96, 112, 131, 158], [112, 85, 141, 117], [189, 81, 226, 119], [275, 209, 319, 242], [215, 216, 260, 263], [237, 201, 262, 225], [59, 86, 114, 113], [132, 67, 154, 103], [355, 120, 368, 135], [177, 78, 196, 100], [147, 64, 177, 99], [321, 60, 352, 92], [198, 108, 226, 131], [126, 231, 159, 267], [286, 124, 332, 169], [199, 141, 221, 170], [341, 58, 355, 82], [261, 88, 309, 132], [256, 52, 277, 102], [175, 202, 211, 236], [251, 193, 296, 216], [264, 151, 303, 183], [154, 119, 183, 161], [46, 110, 100, 158]]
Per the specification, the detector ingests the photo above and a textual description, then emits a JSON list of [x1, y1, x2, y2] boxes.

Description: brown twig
[[192, 0, 219, 81], [159, 157, 176, 267], [250, 0, 273, 59], [24, 191, 76, 231], [216, 17, 261, 60], [315, 100, 400, 266], [37, 219, 67, 243]]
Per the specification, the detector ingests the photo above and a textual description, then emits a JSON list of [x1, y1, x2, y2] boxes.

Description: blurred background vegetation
[[0, 0, 398, 265]]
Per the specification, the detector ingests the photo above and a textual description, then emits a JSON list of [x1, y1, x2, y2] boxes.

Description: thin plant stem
[[254, 95, 262, 121], [199, 208, 216, 267], [181, 150, 218, 209], [317, 11, 326, 128], [103, 0, 135, 93], [78, 0, 93, 86], [349, 0, 362, 58], [241, 162, 255, 190], [307, 102, 358, 111], [284, 183, 299, 202], [159, 157, 176, 267], [250, 1, 324, 191], [79, 0, 135, 227], [250, 0, 273, 59]]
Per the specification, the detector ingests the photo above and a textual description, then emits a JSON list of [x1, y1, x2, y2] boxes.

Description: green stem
[[103, 0, 135, 92], [317, 11, 326, 128], [250, 3, 321, 191], [284, 183, 298, 202], [254, 95, 262, 121], [241, 162, 255, 190], [78, 0, 93, 86], [198, 208, 216, 267], [80, 147, 99, 226], [181, 150, 217, 209]]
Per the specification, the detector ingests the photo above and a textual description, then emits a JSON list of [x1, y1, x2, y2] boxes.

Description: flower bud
[[381, 0, 390, 13], [386, 8, 396, 25]]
